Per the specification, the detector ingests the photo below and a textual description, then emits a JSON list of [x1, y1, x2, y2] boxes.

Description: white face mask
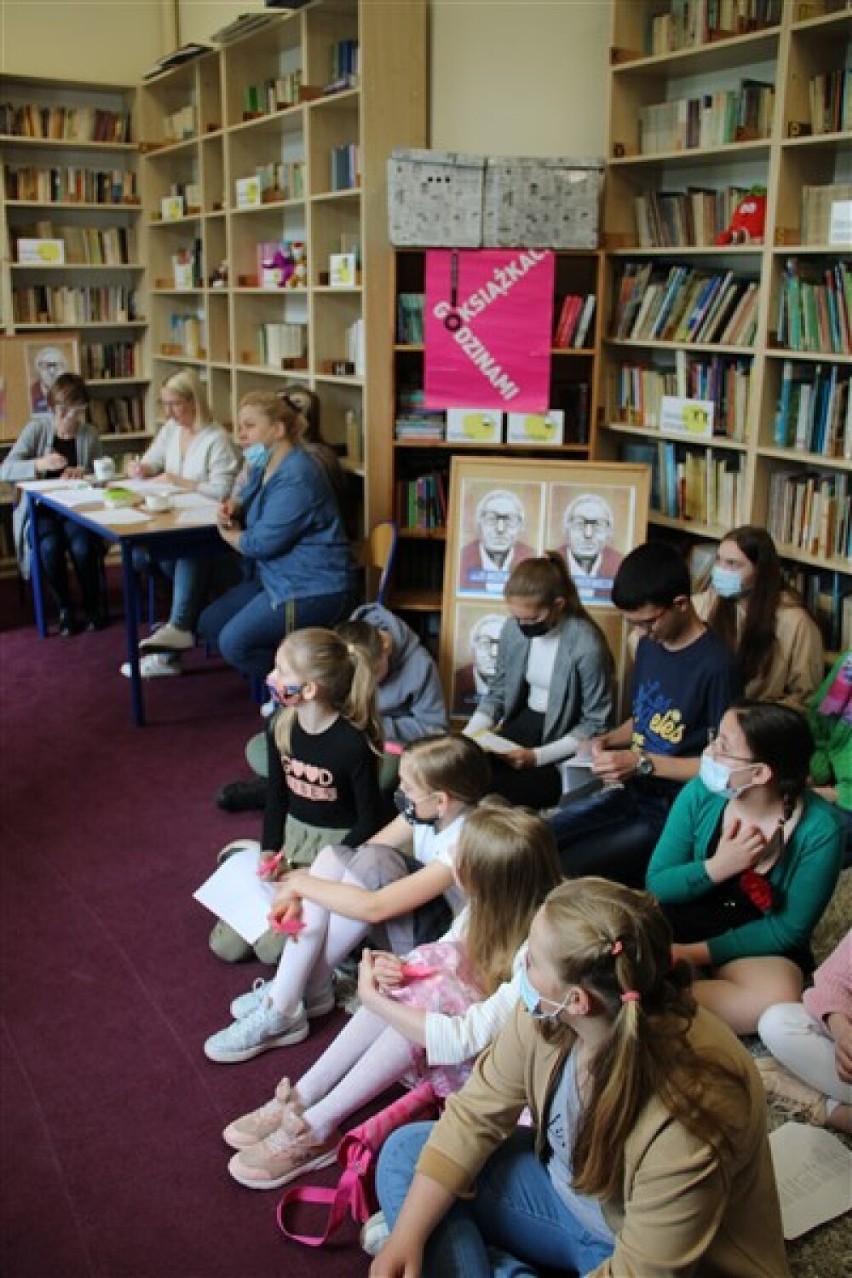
[[699, 752, 756, 800]]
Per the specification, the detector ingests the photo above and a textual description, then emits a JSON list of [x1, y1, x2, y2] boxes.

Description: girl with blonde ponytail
[[371, 877, 790, 1278]]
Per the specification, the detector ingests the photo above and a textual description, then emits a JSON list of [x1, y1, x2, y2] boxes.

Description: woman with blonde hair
[[198, 391, 357, 681], [125, 368, 240, 676], [464, 551, 614, 808], [372, 877, 789, 1277], [222, 803, 562, 1190]]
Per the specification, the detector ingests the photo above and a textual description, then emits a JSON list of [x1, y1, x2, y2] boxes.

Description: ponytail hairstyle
[[238, 390, 308, 448], [454, 800, 562, 996], [335, 618, 385, 668], [706, 526, 791, 685], [535, 878, 745, 1202], [400, 734, 492, 807], [729, 699, 813, 823], [273, 627, 383, 756], [277, 382, 347, 511]]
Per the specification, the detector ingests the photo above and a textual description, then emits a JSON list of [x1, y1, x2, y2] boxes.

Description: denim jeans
[[197, 577, 356, 679], [132, 547, 240, 631], [548, 782, 674, 888], [36, 507, 101, 613], [377, 1122, 614, 1278]]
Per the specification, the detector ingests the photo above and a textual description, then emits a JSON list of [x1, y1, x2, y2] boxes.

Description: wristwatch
[[634, 752, 654, 778]]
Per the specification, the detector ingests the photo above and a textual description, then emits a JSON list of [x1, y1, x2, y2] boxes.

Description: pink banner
[[424, 249, 555, 412]]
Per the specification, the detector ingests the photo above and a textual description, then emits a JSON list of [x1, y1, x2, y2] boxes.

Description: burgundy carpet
[[0, 589, 377, 1277]]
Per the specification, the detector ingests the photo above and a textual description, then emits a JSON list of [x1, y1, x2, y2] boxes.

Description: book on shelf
[[259, 322, 307, 368], [397, 293, 425, 344], [619, 439, 662, 509], [808, 68, 852, 136], [633, 186, 749, 249], [12, 283, 139, 325], [638, 81, 774, 156], [80, 340, 139, 379], [767, 469, 851, 562], [0, 102, 132, 143], [4, 164, 137, 205], [777, 258, 851, 355], [645, 0, 782, 54], [802, 183, 852, 246], [394, 413, 445, 442], [330, 143, 360, 192], [395, 469, 448, 530]]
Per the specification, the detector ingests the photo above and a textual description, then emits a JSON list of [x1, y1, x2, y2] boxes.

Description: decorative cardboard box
[[388, 149, 485, 247], [505, 410, 565, 446], [446, 408, 502, 444], [483, 156, 604, 249]]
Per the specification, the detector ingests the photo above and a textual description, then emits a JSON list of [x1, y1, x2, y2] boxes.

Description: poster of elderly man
[[551, 487, 631, 605], [457, 482, 540, 595], [452, 607, 507, 715]]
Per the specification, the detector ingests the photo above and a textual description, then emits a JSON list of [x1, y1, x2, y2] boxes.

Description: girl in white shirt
[[222, 803, 562, 1190]]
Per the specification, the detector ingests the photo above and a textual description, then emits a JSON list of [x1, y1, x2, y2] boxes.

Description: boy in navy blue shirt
[[549, 541, 740, 886]]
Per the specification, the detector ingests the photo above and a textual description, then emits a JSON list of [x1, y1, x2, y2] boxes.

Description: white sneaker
[[203, 1000, 308, 1064], [119, 653, 181, 678], [361, 1211, 390, 1257], [230, 978, 335, 1021], [139, 622, 194, 652]]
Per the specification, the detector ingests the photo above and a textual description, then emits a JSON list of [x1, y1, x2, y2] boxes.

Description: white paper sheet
[[43, 486, 100, 507], [175, 508, 219, 526], [472, 730, 519, 756], [768, 1121, 852, 1239], [193, 845, 276, 944], [96, 508, 153, 525], [170, 491, 218, 509]]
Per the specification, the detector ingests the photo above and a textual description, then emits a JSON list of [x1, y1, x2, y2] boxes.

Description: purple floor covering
[[0, 591, 377, 1277]]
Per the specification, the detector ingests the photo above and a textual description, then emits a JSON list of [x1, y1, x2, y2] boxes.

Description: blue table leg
[[27, 493, 48, 638], [121, 541, 145, 727]]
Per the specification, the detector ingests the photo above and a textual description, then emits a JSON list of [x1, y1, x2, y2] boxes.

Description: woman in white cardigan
[[124, 368, 240, 677]]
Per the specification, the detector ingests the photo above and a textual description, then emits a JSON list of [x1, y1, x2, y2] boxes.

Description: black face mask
[[517, 618, 550, 639], [393, 788, 438, 828]]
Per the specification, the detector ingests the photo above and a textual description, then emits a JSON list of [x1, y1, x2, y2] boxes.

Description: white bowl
[[144, 493, 173, 513]]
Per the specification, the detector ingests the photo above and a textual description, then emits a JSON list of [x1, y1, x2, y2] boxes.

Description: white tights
[[758, 1003, 852, 1105], [268, 844, 373, 1017]]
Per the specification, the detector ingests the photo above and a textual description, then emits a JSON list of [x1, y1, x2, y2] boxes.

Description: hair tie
[[620, 991, 641, 1004], [610, 939, 623, 956], [346, 642, 356, 657]]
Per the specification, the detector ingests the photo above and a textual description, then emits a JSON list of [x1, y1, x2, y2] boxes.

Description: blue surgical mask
[[519, 964, 570, 1022], [699, 752, 755, 800], [711, 565, 744, 599], [243, 442, 271, 469]]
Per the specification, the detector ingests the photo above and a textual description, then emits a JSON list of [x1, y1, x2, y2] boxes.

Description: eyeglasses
[[55, 402, 85, 414], [567, 517, 610, 534], [480, 512, 522, 529], [628, 609, 668, 634], [708, 738, 756, 764], [474, 636, 501, 653]]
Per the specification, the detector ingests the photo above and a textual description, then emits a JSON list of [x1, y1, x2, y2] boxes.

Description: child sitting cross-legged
[[223, 803, 563, 1190], [204, 734, 493, 1063]]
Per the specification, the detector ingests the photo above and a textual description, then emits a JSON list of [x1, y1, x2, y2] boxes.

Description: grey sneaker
[[361, 1211, 390, 1257], [230, 978, 335, 1022], [139, 622, 194, 652], [204, 1001, 308, 1064]]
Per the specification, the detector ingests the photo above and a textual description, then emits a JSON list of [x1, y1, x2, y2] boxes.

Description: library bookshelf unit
[[138, 0, 427, 535], [594, 0, 851, 652], [387, 246, 604, 631]]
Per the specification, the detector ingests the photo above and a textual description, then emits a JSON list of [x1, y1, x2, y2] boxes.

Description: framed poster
[[0, 333, 81, 442], [441, 456, 650, 720]]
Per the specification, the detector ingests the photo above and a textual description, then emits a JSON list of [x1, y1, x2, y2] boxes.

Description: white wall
[[0, 0, 167, 82]]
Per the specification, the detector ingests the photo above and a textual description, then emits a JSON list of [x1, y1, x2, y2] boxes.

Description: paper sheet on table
[[768, 1121, 852, 1239], [44, 486, 100, 507], [175, 507, 219, 526], [96, 508, 153, 525], [193, 845, 276, 944], [473, 730, 519, 756], [170, 492, 218, 509]]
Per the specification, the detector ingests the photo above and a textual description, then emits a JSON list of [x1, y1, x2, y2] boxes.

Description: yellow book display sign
[[660, 395, 714, 438], [16, 239, 65, 265]]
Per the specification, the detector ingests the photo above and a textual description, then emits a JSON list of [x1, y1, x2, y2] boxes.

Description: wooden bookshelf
[[387, 246, 604, 622], [0, 75, 150, 456], [137, 0, 427, 534], [595, 0, 852, 651]]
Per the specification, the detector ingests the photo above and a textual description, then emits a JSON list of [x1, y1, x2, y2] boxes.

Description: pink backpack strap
[[277, 1081, 439, 1248]]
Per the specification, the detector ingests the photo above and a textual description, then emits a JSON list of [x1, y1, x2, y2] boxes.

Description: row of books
[[621, 438, 744, 526], [247, 161, 305, 203], [773, 362, 852, 459], [243, 72, 303, 117], [645, 0, 782, 54], [330, 143, 359, 192], [776, 258, 852, 355], [396, 469, 449, 531], [5, 165, 137, 205], [638, 81, 774, 155], [16, 223, 136, 266], [80, 341, 140, 380], [553, 293, 596, 349], [161, 103, 196, 143], [394, 413, 445, 442], [397, 293, 425, 344], [801, 183, 852, 247], [345, 318, 365, 376], [331, 39, 360, 82], [88, 394, 146, 436], [808, 69, 852, 136], [787, 566, 851, 652], [0, 102, 132, 143], [633, 185, 749, 249], [612, 261, 760, 347], [12, 285, 140, 325], [258, 322, 307, 368], [607, 354, 751, 440], [767, 468, 851, 563], [163, 312, 205, 360]]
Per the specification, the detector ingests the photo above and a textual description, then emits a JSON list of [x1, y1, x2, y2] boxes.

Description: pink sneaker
[[222, 1077, 301, 1150], [227, 1110, 339, 1190]]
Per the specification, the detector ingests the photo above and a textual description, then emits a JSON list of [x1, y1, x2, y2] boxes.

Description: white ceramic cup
[[144, 492, 172, 514], [93, 456, 116, 483]]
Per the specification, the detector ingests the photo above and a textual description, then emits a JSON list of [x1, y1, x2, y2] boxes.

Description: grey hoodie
[[349, 603, 448, 744]]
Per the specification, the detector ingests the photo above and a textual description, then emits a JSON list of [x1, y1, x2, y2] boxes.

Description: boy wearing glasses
[[549, 541, 740, 886]]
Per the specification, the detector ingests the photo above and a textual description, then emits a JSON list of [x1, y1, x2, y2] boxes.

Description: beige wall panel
[[1, 0, 166, 81]]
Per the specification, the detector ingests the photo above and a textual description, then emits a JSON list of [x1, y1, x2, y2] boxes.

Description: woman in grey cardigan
[[463, 552, 614, 809], [0, 373, 105, 635]]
